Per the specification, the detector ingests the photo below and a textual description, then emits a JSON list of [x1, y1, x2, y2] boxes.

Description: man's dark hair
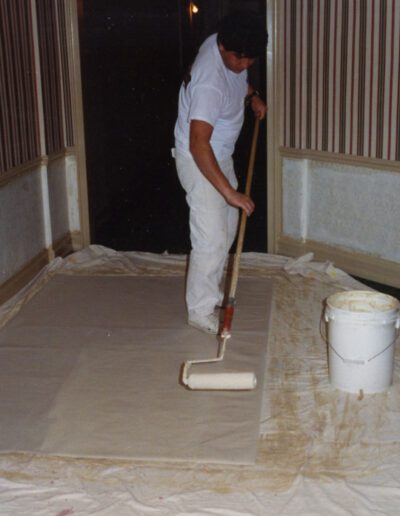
[[217, 10, 268, 58]]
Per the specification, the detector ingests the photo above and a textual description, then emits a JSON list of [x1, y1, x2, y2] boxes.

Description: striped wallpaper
[[282, 0, 400, 161], [57, 0, 74, 147], [0, 0, 41, 174], [36, 0, 65, 155], [0, 0, 75, 176]]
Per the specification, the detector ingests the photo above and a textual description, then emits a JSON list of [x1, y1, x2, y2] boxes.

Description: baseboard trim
[[0, 249, 50, 306], [70, 231, 84, 251], [277, 236, 400, 288], [0, 232, 80, 306], [53, 232, 74, 257]]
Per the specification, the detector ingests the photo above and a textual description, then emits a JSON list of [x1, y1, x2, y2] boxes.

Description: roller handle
[[221, 300, 234, 338], [228, 117, 260, 302], [222, 119, 259, 335]]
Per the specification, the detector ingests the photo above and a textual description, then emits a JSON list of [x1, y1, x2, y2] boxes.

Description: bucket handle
[[329, 339, 396, 365], [320, 313, 329, 344]]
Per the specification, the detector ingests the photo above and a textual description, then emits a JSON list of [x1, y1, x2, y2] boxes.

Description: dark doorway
[[79, 0, 267, 253]]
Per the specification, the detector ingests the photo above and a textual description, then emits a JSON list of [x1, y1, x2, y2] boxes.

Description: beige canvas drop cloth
[[3, 249, 400, 514], [0, 274, 272, 464]]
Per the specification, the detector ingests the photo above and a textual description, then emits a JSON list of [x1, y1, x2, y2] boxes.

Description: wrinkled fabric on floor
[[0, 246, 400, 516], [0, 275, 272, 464]]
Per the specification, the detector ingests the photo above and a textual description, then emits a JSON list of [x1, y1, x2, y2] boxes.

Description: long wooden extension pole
[[221, 117, 260, 339]]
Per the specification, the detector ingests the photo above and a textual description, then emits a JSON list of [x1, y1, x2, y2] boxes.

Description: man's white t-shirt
[[174, 34, 248, 162]]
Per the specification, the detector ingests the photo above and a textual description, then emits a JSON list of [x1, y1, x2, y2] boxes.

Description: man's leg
[[176, 154, 238, 332]]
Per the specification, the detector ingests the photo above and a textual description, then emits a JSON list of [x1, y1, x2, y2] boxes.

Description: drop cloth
[[1, 246, 400, 516], [0, 274, 272, 464]]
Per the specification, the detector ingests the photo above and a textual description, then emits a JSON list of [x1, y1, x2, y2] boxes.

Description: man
[[174, 10, 267, 334]]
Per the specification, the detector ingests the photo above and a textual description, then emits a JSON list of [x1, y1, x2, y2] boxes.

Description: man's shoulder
[[198, 33, 218, 53], [195, 34, 219, 69], [191, 35, 226, 90]]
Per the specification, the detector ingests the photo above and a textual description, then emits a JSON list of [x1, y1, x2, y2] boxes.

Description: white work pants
[[175, 152, 239, 316]]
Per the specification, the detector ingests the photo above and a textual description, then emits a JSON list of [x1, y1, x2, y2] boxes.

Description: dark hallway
[[79, 0, 267, 254]]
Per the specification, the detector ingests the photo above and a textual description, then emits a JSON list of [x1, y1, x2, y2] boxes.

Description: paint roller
[[181, 339, 257, 390], [181, 118, 261, 391]]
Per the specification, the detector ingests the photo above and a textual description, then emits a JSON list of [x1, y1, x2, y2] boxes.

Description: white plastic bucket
[[324, 290, 400, 394]]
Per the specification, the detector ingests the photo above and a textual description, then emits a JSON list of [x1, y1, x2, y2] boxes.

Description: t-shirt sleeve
[[187, 85, 223, 128]]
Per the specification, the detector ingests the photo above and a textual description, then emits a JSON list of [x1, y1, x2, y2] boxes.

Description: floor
[[0, 247, 399, 515]]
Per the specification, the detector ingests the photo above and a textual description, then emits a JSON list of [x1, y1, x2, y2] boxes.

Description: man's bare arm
[[189, 119, 254, 216]]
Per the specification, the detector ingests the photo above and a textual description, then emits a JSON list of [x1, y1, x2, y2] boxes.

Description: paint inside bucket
[[325, 290, 400, 394]]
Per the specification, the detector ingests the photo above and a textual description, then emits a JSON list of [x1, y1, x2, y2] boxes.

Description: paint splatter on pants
[[175, 152, 239, 316]]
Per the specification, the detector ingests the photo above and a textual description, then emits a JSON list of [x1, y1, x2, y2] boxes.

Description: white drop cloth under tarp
[[1, 246, 400, 515], [0, 274, 272, 464]]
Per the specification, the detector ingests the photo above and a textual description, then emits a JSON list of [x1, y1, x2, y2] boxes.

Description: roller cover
[[187, 372, 257, 390]]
